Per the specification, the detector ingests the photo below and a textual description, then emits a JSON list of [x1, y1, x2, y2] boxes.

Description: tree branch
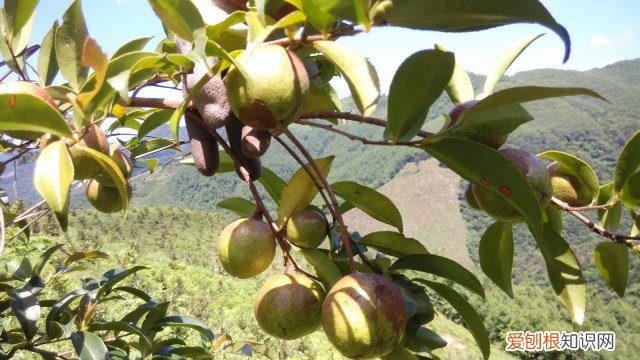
[[299, 111, 433, 138], [298, 120, 422, 147]]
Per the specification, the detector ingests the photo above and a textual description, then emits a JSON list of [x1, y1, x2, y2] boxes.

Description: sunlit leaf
[[538, 150, 600, 205], [10, 288, 40, 340], [331, 181, 403, 232], [38, 20, 59, 86], [71, 331, 109, 360], [217, 197, 257, 217], [479, 221, 514, 298], [148, 0, 205, 42], [594, 242, 628, 297], [56, 0, 89, 91], [357, 231, 428, 258], [34, 141, 74, 231]]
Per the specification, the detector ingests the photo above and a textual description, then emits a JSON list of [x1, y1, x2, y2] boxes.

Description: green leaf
[[104, 51, 158, 100], [311, 0, 372, 29], [97, 266, 148, 299], [357, 231, 428, 258], [46, 290, 89, 338], [415, 279, 490, 360], [55, 0, 89, 91], [613, 131, 640, 195], [130, 138, 179, 158], [155, 316, 216, 341], [537, 224, 585, 325], [34, 141, 74, 231], [423, 137, 543, 238], [434, 43, 474, 104], [301, 0, 335, 34], [217, 197, 257, 217], [538, 150, 600, 205], [594, 242, 628, 297], [141, 159, 159, 174], [71, 331, 109, 360], [137, 109, 173, 140], [404, 327, 448, 352], [545, 205, 563, 234], [10, 289, 40, 340], [110, 286, 152, 302], [380, 346, 418, 360], [278, 156, 334, 224], [113, 37, 153, 58], [313, 41, 380, 116], [386, 49, 454, 142], [481, 33, 545, 98], [259, 167, 286, 203], [598, 183, 622, 232], [148, 0, 205, 42], [391, 254, 484, 299], [622, 172, 640, 208], [298, 248, 342, 288], [33, 244, 64, 275], [454, 86, 606, 135], [384, 0, 571, 63], [4, 0, 39, 45], [65, 251, 109, 266], [479, 221, 514, 298], [0, 90, 72, 138], [89, 322, 152, 354], [38, 21, 59, 86], [331, 181, 403, 232], [302, 80, 342, 114]]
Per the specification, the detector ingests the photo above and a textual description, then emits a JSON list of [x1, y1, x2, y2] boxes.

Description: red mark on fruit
[[480, 179, 490, 187], [499, 186, 512, 197], [9, 95, 16, 109]]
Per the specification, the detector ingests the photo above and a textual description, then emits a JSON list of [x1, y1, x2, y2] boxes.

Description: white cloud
[[590, 35, 613, 48], [620, 29, 636, 44]]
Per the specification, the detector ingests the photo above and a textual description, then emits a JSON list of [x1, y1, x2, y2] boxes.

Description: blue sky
[[7, 0, 640, 96]]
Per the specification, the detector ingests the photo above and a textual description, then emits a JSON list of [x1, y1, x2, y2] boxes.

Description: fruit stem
[[283, 129, 358, 273], [552, 197, 640, 246]]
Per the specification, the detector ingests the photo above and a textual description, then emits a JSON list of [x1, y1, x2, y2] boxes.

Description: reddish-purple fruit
[[241, 126, 271, 158], [185, 116, 220, 176]]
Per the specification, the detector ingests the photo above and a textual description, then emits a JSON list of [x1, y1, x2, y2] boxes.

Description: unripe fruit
[[185, 116, 220, 176], [95, 149, 133, 187], [449, 100, 479, 127], [225, 116, 262, 180], [241, 126, 271, 158], [86, 179, 132, 213], [69, 125, 110, 180], [322, 273, 408, 359], [286, 210, 329, 249], [217, 218, 275, 278], [0, 81, 57, 140], [548, 162, 594, 207], [464, 183, 481, 210], [472, 148, 553, 222], [448, 100, 508, 149], [253, 274, 326, 339], [226, 45, 309, 132]]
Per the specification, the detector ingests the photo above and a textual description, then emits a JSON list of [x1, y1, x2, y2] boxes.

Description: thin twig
[[552, 197, 640, 247], [7, 208, 51, 243], [298, 120, 422, 147], [299, 111, 433, 138], [265, 27, 363, 47]]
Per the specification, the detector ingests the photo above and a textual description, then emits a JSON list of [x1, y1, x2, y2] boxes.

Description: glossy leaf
[[545, 206, 563, 234], [404, 327, 448, 352], [331, 181, 403, 232], [423, 137, 543, 238], [313, 41, 380, 116], [386, 49, 454, 142], [65, 251, 109, 266], [137, 109, 173, 140], [313, 0, 372, 29], [357, 231, 428, 258], [259, 167, 286, 203], [4, 0, 39, 44], [111, 286, 152, 302], [141, 159, 159, 174], [415, 279, 490, 360], [278, 156, 334, 224], [301, 0, 335, 35], [77, 37, 109, 108], [594, 242, 628, 297], [34, 141, 74, 231], [217, 197, 257, 217], [384, 0, 570, 63], [56, 0, 89, 90], [155, 316, 216, 341], [537, 224, 585, 325], [298, 248, 342, 288], [598, 183, 622, 232], [148, 0, 204, 42], [481, 33, 544, 98], [97, 266, 148, 299], [302, 80, 342, 114], [390, 254, 485, 299], [33, 244, 64, 275], [622, 171, 640, 207], [46, 290, 89, 338], [0, 91, 72, 138], [130, 138, 179, 159], [105, 51, 157, 100], [10, 289, 40, 340], [113, 37, 153, 58], [435, 43, 474, 104], [538, 150, 600, 205], [38, 20, 59, 86], [71, 331, 109, 360], [89, 322, 152, 353], [479, 221, 514, 298], [613, 131, 640, 195]]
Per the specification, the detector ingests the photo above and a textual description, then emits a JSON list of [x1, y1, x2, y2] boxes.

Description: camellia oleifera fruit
[[253, 274, 326, 339], [217, 218, 276, 278], [448, 100, 508, 149], [464, 183, 481, 210], [547, 162, 594, 207], [86, 179, 132, 213], [472, 148, 553, 222], [95, 148, 134, 187], [225, 45, 309, 132], [69, 124, 110, 180], [286, 210, 329, 249], [321, 273, 408, 359]]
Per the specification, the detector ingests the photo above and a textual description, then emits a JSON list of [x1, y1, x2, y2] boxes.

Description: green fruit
[[448, 100, 508, 149], [464, 183, 481, 210], [548, 162, 594, 207], [217, 218, 276, 278], [322, 273, 408, 359], [253, 274, 326, 339], [286, 210, 329, 249], [86, 179, 131, 213], [226, 45, 309, 132], [0, 81, 57, 140], [472, 148, 553, 222], [69, 124, 110, 180], [95, 149, 134, 187]]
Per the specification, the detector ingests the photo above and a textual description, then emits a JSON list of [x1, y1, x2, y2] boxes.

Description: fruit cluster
[[217, 210, 408, 358]]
